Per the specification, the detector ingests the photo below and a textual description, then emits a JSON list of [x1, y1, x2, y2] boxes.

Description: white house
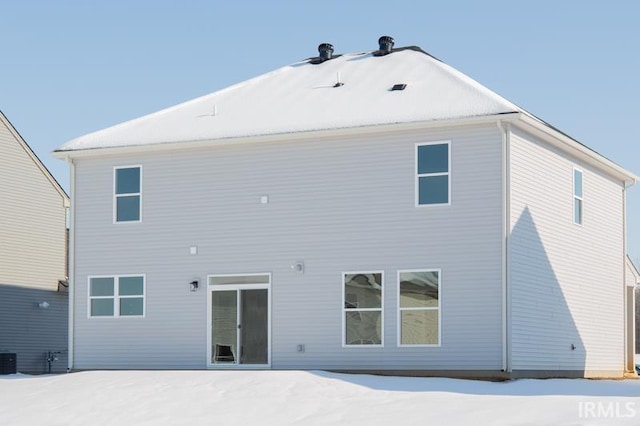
[[1, 110, 69, 373], [54, 37, 637, 378]]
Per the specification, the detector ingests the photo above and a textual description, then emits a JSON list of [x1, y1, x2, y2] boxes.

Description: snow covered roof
[[55, 45, 522, 152]]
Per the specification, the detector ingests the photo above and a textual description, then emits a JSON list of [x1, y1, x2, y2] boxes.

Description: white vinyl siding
[[71, 124, 504, 370], [509, 127, 624, 374]]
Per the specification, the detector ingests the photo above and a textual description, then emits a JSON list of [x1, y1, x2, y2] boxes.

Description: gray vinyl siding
[[0, 284, 68, 373], [0, 119, 67, 291], [71, 124, 505, 371], [509, 127, 625, 374]]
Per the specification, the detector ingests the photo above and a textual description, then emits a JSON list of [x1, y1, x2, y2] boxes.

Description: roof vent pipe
[[318, 43, 334, 60], [378, 36, 395, 55]]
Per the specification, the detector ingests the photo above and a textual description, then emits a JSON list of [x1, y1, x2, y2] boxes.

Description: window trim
[[87, 274, 146, 318], [113, 165, 143, 224], [415, 141, 451, 207], [342, 270, 384, 348], [573, 167, 583, 226], [397, 269, 442, 347]]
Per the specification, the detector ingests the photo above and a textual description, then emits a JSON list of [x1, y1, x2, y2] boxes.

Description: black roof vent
[[390, 83, 407, 91], [310, 42, 339, 64], [377, 36, 395, 55], [318, 43, 334, 60]]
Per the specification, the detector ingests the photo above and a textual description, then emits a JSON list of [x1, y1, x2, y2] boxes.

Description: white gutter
[[67, 157, 75, 372], [516, 114, 639, 184], [52, 113, 520, 160], [498, 120, 511, 373], [54, 111, 638, 185]]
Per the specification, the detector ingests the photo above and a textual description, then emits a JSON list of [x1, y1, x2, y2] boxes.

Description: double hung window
[[416, 142, 450, 206], [398, 270, 440, 346], [573, 168, 583, 225], [115, 166, 141, 223], [343, 272, 383, 346]]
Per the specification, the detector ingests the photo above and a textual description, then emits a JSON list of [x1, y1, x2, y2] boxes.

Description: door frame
[[206, 273, 272, 369]]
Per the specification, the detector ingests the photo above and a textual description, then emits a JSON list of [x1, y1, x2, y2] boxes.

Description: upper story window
[[114, 166, 142, 223], [343, 272, 383, 346], [416, 142, 450, 206], [573, 168, 583, 225], [89, 275, 145, 317]]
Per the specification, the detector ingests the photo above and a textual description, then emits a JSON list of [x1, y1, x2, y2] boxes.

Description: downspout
[[67, 157, 75, 372], [498, 121, 511, 374], [622, 180, 633, 372]]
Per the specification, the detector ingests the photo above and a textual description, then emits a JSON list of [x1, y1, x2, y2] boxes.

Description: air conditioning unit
[[0, 353, 17, 375]]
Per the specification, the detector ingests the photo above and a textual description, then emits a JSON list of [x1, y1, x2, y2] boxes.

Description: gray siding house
[[54, 38, 637, 378], [628, 257, 640, 355], [1, 110, 69, 373]]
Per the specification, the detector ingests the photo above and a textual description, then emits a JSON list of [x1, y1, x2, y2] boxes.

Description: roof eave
[[52, 113, 521, 159], [53, 111, 637, 186], [512, 113, 638, 185], [626, 256, 640, 285]]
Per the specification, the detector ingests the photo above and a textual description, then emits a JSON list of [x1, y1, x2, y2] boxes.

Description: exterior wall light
[[38, 301, 50, 309], [190, 280, 199, 292]]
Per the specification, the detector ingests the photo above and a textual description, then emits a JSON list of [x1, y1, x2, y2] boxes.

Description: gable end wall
[[0, 119, 67, 290], [509, 126, 624, 375]]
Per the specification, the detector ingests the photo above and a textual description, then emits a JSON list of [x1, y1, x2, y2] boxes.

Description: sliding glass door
[[208, 274, 270, 367]]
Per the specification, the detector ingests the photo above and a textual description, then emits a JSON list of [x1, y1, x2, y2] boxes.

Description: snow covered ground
[[1, 370, 639, 425]]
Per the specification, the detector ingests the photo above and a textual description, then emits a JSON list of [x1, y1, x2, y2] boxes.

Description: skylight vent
[[391, 84, 407, 91]]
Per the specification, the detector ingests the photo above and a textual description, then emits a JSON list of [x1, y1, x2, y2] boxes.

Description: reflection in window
[[416, 142, 449, 205], [399, 270, 440, 345], [115, 166, 141, 222], [89, 275, 145, 317], [343, 272, 383, 345]]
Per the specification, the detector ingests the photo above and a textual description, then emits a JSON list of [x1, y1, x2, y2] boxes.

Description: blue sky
[[2, 0, 639, 263]]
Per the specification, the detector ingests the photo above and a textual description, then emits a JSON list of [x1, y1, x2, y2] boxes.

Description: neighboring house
[[54, 37, 638, 378], [628, 257, 640, 355], [0, 110, 69, 373]]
